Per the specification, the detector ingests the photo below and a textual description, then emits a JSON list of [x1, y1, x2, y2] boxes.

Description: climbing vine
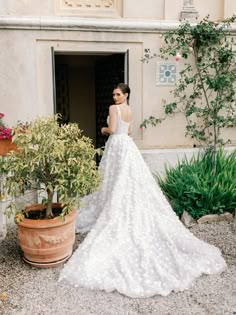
[[141, 15, 236, 162]]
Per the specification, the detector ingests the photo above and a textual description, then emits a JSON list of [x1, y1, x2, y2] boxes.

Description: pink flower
[[0, 113, 13, 139], [140, 126, 146, 131], [175, 53, 182, 62]]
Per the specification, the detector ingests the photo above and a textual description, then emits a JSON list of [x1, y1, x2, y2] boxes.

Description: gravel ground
[[0, 220, 236, 315]]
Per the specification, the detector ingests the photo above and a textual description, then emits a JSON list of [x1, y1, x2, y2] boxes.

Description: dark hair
[[114, 83, 131, 99]]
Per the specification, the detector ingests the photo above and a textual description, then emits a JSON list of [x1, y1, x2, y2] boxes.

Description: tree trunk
[[46, 189, 54, 218], [212, 123, 217, 174]]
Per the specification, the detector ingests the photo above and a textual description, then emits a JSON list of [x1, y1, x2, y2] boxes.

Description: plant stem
[[46, 189, 54, 218]]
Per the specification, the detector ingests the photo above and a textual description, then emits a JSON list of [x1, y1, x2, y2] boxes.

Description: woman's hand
[[101, 127, 108, 136]]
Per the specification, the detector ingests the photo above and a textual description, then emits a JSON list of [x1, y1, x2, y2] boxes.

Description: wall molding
[[0, 16, 235, 33], [0, 16, 181, 32]]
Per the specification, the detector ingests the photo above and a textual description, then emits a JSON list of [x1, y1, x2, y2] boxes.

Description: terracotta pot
[[0, 139, 18, 156], [17, 203, 76, 268]]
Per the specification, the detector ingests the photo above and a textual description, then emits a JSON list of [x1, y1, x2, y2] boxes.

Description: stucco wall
[[0, 21, 236, 149], [123, 0, 165, 20], [0, 29, 39, 124], [0, 0, 54, 15], [195, 0, 224, 21], [1, 0, 235, 21], [0, 0, 235, 151]]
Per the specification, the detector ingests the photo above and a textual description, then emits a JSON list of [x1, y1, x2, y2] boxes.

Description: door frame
[[36, 40, 143, 142], [51, 50, 130, 115]]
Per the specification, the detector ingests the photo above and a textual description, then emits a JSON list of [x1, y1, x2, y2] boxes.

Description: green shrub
[[155, 149, 236, 219], [1, 115, 101, 219]]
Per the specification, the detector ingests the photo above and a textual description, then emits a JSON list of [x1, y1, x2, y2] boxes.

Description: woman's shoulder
[[109, 104, 118, 113], [109, 104, 132, 115], [109, 104, 117, 109]]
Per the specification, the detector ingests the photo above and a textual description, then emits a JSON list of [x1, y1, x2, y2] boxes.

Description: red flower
[[0, 113, 13, 139]]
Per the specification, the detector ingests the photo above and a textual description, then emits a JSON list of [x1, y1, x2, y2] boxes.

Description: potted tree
[[1, 114, 101, 268]]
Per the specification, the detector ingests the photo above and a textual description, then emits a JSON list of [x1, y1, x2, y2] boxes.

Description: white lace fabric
[[59, 105, 227, 298]]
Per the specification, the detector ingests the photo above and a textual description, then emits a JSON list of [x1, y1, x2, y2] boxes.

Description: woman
[[59, 83, 226, 298]]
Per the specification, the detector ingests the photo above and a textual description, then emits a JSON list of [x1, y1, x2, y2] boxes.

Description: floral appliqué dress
[[59, 105, 226, 298]]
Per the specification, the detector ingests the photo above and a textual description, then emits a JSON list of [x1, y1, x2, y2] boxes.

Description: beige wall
[[0, 0, 54, 15], [0, 0, 235, 151], [0, 30, 144, 140], [1, 0, 235, 20], [0, 29, 39, 124], [123, 0, 165, 20], [224, 0, 236, 19], [164, 0, 183, 20], [195, 0, 224, 21]]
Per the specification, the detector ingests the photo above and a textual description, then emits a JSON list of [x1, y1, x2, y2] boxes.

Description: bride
[[59, 83, 226, 298]]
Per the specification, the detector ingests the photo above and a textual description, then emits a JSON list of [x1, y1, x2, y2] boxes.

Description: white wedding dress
[[59, 105, 226, 298]]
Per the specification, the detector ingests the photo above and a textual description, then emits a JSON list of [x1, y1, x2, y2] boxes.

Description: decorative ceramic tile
[[156, 62, 179, 86]]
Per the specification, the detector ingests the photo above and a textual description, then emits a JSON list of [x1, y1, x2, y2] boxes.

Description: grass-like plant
[[155, 149, 236, 219]]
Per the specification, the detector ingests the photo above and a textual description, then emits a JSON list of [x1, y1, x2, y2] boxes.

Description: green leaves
[[155, 149, 236, 219], [2, 115, 101, 218], [140, 116, 164, 129], [141, 15, 236, 158]]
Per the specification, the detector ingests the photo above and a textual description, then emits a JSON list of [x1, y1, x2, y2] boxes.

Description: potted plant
[[1, 114, 101, 267]]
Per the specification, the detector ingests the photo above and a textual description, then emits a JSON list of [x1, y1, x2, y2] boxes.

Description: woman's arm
[[128, 116, 133, 135], [101, 105, 117, 135]]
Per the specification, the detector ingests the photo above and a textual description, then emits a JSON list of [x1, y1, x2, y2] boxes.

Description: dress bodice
[[107, 105, 130, 135]]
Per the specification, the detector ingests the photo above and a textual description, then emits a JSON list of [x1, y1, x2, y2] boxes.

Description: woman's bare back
[[117, 104, 132, 123]]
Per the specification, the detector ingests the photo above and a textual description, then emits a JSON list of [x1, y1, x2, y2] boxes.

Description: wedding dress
[[59, 105, 226, 298]]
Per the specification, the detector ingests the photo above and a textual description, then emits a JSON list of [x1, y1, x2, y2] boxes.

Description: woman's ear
[[125, 93, 128, 99]]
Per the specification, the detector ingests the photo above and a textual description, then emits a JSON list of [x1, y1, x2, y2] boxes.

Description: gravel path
[[0, 220, 235, 315]]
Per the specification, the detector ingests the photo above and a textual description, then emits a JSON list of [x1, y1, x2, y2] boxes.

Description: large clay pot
[[0, 139, 18, 156], [17, 203, 76, 268]]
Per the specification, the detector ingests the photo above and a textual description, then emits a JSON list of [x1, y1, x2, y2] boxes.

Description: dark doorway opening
[[52, 52, 129, 150]]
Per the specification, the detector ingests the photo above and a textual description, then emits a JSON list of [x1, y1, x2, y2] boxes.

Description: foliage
[[155, 149, 236, 219], [1, 114, 101, 219], [141, 16, 236, 158], [0, 113, 12, 139]]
